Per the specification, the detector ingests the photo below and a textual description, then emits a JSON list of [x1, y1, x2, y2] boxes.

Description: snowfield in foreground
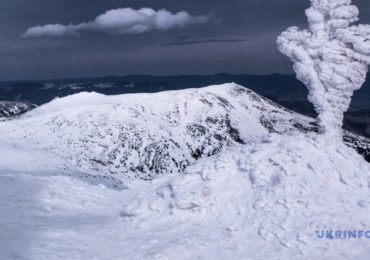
[[1, 84, 370, 259]]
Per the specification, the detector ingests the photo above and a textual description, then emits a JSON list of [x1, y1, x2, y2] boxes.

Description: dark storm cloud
[[0, 0, 369, 80]]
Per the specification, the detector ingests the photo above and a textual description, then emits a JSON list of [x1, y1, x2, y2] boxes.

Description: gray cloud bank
[[23, 8, 209, 37]]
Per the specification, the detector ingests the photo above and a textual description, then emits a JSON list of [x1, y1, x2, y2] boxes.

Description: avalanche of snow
[[1, 83, 370, 259], [277, 0, 370, 138]]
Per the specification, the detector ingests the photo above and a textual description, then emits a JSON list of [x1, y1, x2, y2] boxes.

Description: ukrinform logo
[[315, 230, 370, 239]]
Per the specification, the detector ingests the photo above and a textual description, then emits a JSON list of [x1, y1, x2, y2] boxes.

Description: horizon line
[[0, 73, 299, 83]]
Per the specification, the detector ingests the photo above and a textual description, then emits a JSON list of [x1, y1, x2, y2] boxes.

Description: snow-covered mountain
[[0, 101, 35, 120], [1, 83, 370, 259], [0, 83, 369, 184]]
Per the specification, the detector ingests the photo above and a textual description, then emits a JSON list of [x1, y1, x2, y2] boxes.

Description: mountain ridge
[[1, 83, 369, 184], [1, 73, 369, 137], [1, 83, 370, 259]]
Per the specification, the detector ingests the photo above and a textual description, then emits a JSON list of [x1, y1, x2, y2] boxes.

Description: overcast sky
[[0, 0, 369, 80]]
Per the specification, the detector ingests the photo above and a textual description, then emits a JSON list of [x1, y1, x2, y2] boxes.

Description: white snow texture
[[277, 0, 370, 138], [1, 1, 370, 259], [1, 85, 370, 259]]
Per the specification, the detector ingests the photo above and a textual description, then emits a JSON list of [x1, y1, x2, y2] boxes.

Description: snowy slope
[[1, 133, 369, 259], [1, 84, 370, 259], [0, 83, 368, 183]]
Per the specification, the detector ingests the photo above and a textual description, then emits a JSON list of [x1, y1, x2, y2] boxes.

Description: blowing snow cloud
[[23, 8, 209, 37]]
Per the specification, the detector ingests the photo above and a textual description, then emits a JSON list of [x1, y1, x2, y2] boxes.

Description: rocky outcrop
[[0, 101, 35, 120]]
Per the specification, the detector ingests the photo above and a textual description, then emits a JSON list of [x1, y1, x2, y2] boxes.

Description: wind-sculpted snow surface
[[277, 0, 370, 138], [1, 133, 370, 259]]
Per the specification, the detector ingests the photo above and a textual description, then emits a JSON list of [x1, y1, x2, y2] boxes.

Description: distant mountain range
[[0, 73, 369, 137]]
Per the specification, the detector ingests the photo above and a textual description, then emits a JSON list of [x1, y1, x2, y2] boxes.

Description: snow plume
[[23, 8, 209, 37], [277, 0, 370, 139]]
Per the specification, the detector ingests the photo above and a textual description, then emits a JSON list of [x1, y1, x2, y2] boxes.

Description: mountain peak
[[1, 83, 369, 183]]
